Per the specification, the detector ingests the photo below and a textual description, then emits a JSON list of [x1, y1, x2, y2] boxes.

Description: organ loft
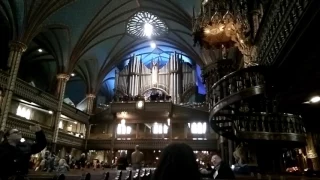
[[1, 0, 320, 178], [114, 52, 196, 104]]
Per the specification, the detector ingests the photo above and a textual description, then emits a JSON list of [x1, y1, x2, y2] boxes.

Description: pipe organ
[[115, 53, 197, 103]]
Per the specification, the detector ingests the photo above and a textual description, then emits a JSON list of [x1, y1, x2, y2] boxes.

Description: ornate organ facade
[[114, 53, 197, 104]]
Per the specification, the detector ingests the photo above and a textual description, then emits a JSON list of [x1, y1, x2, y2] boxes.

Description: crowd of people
[[30, 151, 87, 173], [113, 144, 235, 180], [0, 125, 235, 180]]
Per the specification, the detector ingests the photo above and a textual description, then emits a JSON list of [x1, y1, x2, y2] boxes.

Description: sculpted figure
[[233, 143, 247, 165]]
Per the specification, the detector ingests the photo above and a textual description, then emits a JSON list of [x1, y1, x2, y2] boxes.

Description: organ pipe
[[114, 53, 196, 103]]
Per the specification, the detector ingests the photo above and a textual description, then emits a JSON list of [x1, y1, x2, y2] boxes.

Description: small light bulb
[[310, 96, 320, 103], [38, 49, 43, 52], [150, 42, 156, 49]]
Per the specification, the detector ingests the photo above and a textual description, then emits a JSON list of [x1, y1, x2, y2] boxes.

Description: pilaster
[[0, 41, 27, 131], [86, 94, 96, 115], [306, 133, 319, 171], [52, 73, 70, 152]]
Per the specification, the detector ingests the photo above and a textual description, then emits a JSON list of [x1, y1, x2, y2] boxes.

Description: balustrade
[[6, 113, 84, 148], [209, 66, 306, 142], [110, 102, 172, 113], [87, 139, 217, 150], [0, 71, 89, 123], [208, 66, 266, 113]]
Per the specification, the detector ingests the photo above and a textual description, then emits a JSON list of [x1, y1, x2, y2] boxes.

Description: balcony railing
[[6, 114, 84, 148], [87, 139, 217, 150], [208, 66, 266, 117], [0, 71, 89, 123], [209, 67, 306, 142], [110, 101, 172, 113]]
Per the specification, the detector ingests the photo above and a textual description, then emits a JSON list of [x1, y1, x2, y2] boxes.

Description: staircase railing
[[208, 67, 306, 142]]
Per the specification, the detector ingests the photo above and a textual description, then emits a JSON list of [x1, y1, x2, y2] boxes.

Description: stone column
[[184, 123, 188, 139], [136, 123, 139, 139], [84, 124, 92, 151], [219, 136, 225, 161], [0, 41, 27, 131], [306, 133, 319, 171], [86, 94, 96, 115], [52, 73, 70, 152], [169, 123, 173, 142], [111, 121, 116, 152]]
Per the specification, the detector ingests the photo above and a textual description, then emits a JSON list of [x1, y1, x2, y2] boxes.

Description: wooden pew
[[85, 173, 91, 180], [125, 170, 132, 180], [115, 170, 122, 180], [140, 169, 147, 180], [143, 169, 151, 180], [103, 172, 110, 180], [133, 169, 141, 180], [58, 174, 65, 180]]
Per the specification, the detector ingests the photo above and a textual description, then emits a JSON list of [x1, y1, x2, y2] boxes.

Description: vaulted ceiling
[[1, 0, 315, 109], [0, 0, 202, 104]]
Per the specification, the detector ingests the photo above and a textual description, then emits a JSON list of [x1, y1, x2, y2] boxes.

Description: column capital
[[57, 73, 70, 80], [86, 94, 96, 98], [9, 41, 27, 52]]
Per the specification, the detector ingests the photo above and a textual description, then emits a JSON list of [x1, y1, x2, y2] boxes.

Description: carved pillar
[[136, 123, 139, 139], [60, 147, 66, 158], [84, 124, 92, 151], [306, 133, 319, 171], [52, 73, 70, 152], [111, 121, 116, 152], [0, 42, 27, 130], [86, 94, 96, 115], [0, 90, 3, 107], [184, 123, 188, 139], [169, 122, 173, 143], [219, 136, 225, 161]]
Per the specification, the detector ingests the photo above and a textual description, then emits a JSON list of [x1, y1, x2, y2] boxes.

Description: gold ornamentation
[[193, 0, 257, 67], [56, 73, 70, 80], [9, 41, 27, 52], [86, 94, 96, 98]]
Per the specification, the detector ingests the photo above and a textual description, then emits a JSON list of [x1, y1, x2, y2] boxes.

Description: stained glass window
[[127, 11, 168, 37]]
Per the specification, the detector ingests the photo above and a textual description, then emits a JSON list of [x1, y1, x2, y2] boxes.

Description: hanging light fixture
[[192, 0, 259, 67]]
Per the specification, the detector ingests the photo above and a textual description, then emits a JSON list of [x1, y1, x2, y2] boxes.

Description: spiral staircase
[[208, 66, 306, 144]]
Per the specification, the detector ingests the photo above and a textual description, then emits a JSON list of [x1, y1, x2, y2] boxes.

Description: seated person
[[201, 154, 235, 179], [56, 159, 69, 174]]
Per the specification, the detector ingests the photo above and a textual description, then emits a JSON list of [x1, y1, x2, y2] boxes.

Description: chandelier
[[193, 0, 257, 66]]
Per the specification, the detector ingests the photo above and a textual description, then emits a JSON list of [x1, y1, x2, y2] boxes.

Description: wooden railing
[[6, 114, 84, 148], [0, 71, 89, 123], [87, 138, 217, 150], [208, 67, 306, 142], [208, 66, 266, 117], [213, 113, 306, 142], [110, 101, 172, 113]]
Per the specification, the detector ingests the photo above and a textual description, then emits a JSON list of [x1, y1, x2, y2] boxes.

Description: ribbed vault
[[0, 0, 201, 103]]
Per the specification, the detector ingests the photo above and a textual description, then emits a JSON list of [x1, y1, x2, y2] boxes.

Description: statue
[[151, 59, 158, 85], [233, 143, 247, 165]]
